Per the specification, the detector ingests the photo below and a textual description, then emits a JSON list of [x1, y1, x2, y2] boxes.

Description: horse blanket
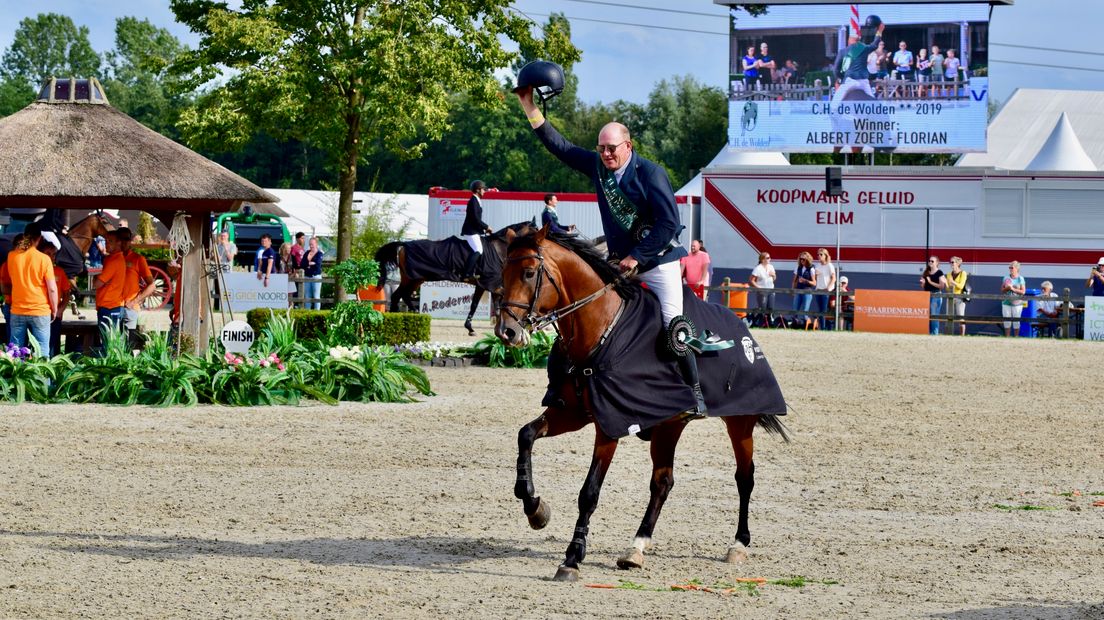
[[543, 286, 787, 439], [400, 236, 504, 290]]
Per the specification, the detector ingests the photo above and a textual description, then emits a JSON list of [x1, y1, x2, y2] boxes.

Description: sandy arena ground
[[1, 319, 1102, 619]]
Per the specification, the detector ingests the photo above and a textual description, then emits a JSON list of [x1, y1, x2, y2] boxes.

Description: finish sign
[[220, 320, 255, 354]]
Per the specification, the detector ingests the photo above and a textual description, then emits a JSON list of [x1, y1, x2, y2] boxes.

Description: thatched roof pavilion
[[0, 77, 276, 211], [0, 77, 280, 352]]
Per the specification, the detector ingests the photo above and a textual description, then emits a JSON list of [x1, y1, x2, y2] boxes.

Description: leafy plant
[[326, 301, 384, 346], [330, 258, 381, 292], [0, 352, 72, 403], [462, 330, 555, 368]]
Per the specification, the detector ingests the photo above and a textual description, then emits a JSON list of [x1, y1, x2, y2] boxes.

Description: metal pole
[[835, 193, 841, 330]]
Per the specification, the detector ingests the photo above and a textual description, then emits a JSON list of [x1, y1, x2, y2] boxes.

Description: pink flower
[[277, 363, 285, 371]]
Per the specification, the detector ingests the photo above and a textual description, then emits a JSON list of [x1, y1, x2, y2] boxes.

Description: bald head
[[597, 122, 633, 170]]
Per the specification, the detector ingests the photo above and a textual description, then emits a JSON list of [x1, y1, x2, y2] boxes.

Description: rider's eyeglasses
[[595, 142, 626, 154]]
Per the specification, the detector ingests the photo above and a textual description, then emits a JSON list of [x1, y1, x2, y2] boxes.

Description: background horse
[[495, 228, 788, 582], [374, 221, 536, 335]]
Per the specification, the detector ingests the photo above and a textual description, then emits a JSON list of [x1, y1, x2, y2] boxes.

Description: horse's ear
[[535, 222, 550, 243]]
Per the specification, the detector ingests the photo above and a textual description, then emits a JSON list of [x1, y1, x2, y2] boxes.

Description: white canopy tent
[[1024, 113, 1097, 172], [261, 189, 428, 240]]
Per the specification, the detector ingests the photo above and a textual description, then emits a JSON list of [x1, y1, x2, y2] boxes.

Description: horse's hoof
[[616, 547, 645, 570], [552, 565, 579, 582], [527, 498, 551, 530], [724, 543, 749, 564]]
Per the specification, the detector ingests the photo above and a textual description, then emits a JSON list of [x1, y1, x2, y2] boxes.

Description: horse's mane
[[508, 231, 639, 300], [491, 219, 537, 240]]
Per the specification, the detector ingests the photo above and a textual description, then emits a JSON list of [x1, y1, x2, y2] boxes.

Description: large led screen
[[727, 3, 989, 153]]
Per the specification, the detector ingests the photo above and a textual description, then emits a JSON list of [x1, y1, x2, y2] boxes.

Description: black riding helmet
[[470, 179, 486, 192], [860, 14, 882, 43], [513, 60, 565, 104]]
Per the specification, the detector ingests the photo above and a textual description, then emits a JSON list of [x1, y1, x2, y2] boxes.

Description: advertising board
[[1085, 296, 1104, 342], [222, 272, 290, 313], [419, 282, 493, 320], [728, 3, 989, 153], [852, 289, 929, 334]]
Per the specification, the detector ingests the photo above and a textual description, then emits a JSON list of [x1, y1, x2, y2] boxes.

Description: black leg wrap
[[677, 354, 707, 416]]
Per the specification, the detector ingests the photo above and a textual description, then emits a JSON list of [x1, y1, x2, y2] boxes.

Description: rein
[[501, 248, 620, 333]]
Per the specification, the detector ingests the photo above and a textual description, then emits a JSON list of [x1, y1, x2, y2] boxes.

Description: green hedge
[[247, 309, 329, 340], [245, 308, 430, 345]]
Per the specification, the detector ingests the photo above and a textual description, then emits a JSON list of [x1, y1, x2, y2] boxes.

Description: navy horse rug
[[544, 287, 787, 439], [398, 236, 504, 289]]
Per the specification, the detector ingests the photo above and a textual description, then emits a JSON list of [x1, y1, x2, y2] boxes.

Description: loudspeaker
[[826, 166, 843, 196]]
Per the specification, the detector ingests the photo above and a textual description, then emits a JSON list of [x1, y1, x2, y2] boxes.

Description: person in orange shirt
[[38, 234, 72, 355], [94, 230, 128, 336], [117, 228, 156, 331], [0, 233, 22, 330], [7, 223, 58, 355]]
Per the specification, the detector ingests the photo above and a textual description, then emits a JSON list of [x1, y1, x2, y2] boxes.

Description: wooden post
[[179, 213, 210, 354], [1061, 288, 1071, 339], [722, 277, 732, 308]]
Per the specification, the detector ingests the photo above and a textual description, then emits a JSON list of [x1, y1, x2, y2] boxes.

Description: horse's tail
[[757, 414, 791, 443], [374, 242, 402, 288]]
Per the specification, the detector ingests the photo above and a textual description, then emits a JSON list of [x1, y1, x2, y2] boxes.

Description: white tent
[[262, 189, 428, 239], [957, 88, 1104, 171], [676, 148, 789, 196], [1024, 113, 1097, 172]]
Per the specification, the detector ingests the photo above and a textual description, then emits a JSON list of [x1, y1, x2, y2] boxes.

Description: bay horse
[[374, 221, 536, 335], [495, 227, 788, 582]]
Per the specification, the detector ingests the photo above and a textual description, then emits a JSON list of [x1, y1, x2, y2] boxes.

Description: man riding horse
[[514, 61, 727, 415]]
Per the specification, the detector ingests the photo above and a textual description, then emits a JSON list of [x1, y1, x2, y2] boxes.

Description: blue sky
[[0, 0, 1099, 107]]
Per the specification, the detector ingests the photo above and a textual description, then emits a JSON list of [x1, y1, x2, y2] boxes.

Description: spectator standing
[[279, 242, 297, 307], [88, 234, 106, 268], [946, 256, 969, 336], [749, 251, 776, 327], [299, 237, 324, 310], [94, 231, 126, 335], [757, 42, 776, 86], [255, 234, 277, 286], [742, 45, 759, 88], [1037, 280, 1061, 337], [930, 45, 944, 84], [921, 256, 948, 335], [214, 231, 237, 270], [792, 251, 816, 329], [290, 232, 306, 266], [1087, 258, 1104, 296], [0, 233, 24, 327], [39, 235, 71, 356], [116, 228, 156, 337], [290, 232, 307, 301], [892, 40, 914, 81], [1001, 260, 1026, 337], [944, 49, 961, 95], [8, 223, 58, 355], [680, 239, 711, 300], [916, 48, 932, 96], [814, 248, 837, 329]]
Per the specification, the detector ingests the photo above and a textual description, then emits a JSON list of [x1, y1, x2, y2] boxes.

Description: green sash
[[597, 162, 639, 233]]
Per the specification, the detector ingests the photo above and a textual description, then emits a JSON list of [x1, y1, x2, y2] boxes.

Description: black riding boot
[[677, 353, 708, 417], [460, 251, 481, 280]]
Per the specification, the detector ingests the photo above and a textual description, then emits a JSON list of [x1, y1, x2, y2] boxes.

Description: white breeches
[[637, 261, 684, 326], [463, 234, 483, 254]]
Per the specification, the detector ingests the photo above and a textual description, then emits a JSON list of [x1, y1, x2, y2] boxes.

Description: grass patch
[[993, 503, 1060, 511]]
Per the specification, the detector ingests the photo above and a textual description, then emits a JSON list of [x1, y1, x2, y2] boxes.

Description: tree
[[0, 78, 35, 117], [639, 76, 728, 188], [169, 0, 579, 299], [0, 13, 101, 88], [102, 17, 188, 136]]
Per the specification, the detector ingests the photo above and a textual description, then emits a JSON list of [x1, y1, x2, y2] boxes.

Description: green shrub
[[369, 312, 431, 346], [462, 330, 555, 368], [246, 308, 329, 340]]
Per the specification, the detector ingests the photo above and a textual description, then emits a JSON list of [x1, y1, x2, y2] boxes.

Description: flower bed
[[0, 314, 432, 406]]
